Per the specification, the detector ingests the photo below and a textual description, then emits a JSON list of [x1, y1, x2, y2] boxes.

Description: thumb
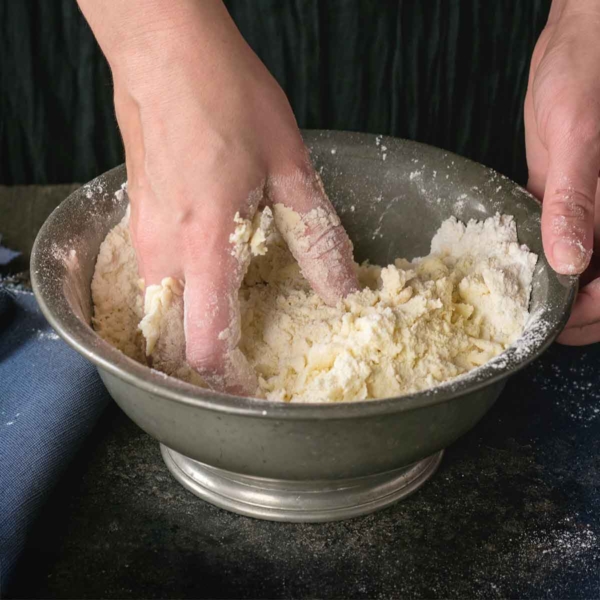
[[540, 108, 600, 275], [268, 161, 359, 305]]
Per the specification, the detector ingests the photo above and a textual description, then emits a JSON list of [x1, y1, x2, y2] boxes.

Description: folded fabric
[[0, 288, 111, 593]]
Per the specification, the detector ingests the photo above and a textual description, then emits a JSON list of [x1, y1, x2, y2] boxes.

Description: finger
[[540, 106, 600, 275], [135, 243, 177, 288], [267, 159, 359, 305], [183, 214, 258, 396], [184, 267, 256, 395], [557, 277, 600, 345], [127, 189, 184, 287]]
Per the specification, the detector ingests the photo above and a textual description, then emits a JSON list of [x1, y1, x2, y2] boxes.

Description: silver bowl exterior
[[31, 131, 576, 520]]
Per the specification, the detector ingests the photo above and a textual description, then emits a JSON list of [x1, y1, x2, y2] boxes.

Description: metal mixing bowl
[[31, 131, 576, 522]]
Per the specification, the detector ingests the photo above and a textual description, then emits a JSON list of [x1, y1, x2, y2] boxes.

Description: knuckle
[[550, 94, 600, 148], [186, 346, 225, 373], [277, 161, 313, 189], [172, 205, 196, 227], [547, 187, 595, 222], [272, 143, 314, 181]]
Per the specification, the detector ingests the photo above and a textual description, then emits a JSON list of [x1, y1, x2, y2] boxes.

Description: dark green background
[[0, 0, 551, 186]]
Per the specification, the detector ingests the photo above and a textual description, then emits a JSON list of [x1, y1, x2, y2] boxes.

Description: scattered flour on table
[[36, 330, 60, 341], [91, 208, 537, 403]]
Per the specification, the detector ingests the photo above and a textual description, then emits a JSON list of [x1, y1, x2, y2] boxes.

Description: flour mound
[[91, 210, 537, 403]]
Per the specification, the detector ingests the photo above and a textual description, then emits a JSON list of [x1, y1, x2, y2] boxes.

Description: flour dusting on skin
[[91, 210, 537, 402]]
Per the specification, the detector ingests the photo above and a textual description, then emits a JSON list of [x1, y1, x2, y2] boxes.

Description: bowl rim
[[31, 130, 578, 420]]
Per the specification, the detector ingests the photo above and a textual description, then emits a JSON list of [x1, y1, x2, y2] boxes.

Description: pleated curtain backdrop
[[0, 0, 551, 186]]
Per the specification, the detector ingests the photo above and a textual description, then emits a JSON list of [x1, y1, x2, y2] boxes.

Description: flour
[[91, 209, 537, 402]]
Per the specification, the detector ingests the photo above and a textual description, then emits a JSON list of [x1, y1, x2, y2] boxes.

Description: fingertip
[[316, 263, 360, 306], [550, 240, 592, 275], [540, 176, 595, 276]]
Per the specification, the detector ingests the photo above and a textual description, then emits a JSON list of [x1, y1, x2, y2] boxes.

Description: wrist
[[78, 0, 245, 99], [78, 0, 198, 59], [558, 0, 600, 20]]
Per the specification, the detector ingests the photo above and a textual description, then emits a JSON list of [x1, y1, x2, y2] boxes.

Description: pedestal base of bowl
[[160, 445, 443, 522]]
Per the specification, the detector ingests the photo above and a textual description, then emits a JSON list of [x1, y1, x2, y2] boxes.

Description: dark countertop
[[0, 184, 79, 273], [7, 342, 600, 599]]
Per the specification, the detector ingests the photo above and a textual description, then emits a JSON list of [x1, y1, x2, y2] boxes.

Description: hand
[[79, 0, 358, 392], [525, 0, 600, 345]]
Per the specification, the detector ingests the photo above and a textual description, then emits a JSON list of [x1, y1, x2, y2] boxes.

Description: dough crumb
[[229, 206, 274, 266]]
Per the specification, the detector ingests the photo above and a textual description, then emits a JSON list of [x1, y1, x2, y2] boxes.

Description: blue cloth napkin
[[0, 288, 111, 592]]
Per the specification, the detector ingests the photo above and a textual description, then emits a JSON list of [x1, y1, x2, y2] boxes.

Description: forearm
[[76, 0, 250, 93], [77, 0, 196, 61], [548, 0, 600, 24]]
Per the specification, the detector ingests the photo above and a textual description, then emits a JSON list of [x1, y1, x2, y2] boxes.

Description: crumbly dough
[[91, 208, 145, 363], [91, 208, 537, 402]]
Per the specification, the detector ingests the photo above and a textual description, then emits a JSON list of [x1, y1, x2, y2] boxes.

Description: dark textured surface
[[0, 0, 551, 186], [7, 343, 600, 599], [0, 185, 79, 272]]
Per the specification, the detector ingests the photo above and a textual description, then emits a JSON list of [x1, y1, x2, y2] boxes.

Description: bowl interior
[[31, 130, 577, 415]]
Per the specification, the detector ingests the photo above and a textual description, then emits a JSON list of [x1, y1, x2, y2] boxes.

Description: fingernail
[[552, 240, 590, 275]]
